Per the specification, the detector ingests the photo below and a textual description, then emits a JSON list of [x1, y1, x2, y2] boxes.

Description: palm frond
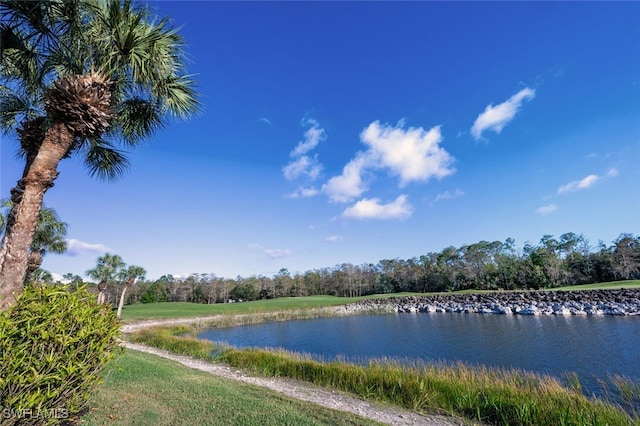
[[0, 23, 43, 95], [111, 97, 163, 145], [155, 74, 200, 119], [31, 205, 68, 253], [0, 91, 40, 134], [82, 138, 130, 181]]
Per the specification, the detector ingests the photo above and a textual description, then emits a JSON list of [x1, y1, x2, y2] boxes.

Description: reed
[[129, 325, 216, 361], [130, 326, 638, 425], [190, 306, 388, 330], [218, 348, 636, 425]]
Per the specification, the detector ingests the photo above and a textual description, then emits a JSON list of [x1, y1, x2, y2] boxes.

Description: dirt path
[[120, 315, 226, 333], [121, 316, 467, 426]]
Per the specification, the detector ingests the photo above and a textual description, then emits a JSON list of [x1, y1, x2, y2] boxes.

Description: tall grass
[[129, 325, 216, 360], [130, 326, 638, 426]]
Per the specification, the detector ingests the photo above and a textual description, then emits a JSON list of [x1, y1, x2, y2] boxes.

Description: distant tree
[[612, 233, 640, 280], [63, 272, 85, 291], [116, 265, 145, 319], [437, 246, 461, 291], [274, 268, 292, 298], [29, 268, 53, 285], [229, 282, 259, 302], [1, 200, 67, 285], [86, 253, 125, 304], [141, 280, 169, 304]]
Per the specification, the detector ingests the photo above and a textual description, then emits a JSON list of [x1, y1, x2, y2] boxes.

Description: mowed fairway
[[120, 281, 640, 321], [82, 349, 382, 426], [119, 293, 416, 321]]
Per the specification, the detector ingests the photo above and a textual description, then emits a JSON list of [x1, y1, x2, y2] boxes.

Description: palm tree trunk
[[24, 249, 44, 285], [116, 278, 134, 319], [0, 123, 74, 311], [97, 279, 107, 304]]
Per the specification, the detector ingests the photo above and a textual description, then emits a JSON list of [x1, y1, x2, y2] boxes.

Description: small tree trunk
[[97, 279, 108, 304], [24, 250, 44, 285], [0, 123, 73, 311], [116, 278, 134, 319]]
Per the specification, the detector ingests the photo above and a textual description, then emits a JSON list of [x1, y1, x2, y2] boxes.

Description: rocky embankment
[[338, 289, 640, 316]]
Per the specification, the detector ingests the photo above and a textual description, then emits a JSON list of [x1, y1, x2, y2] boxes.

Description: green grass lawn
[[554, 280, 640, 291], [81, 349, 382, 426], [120, 281, 640, 321], [120, 293, 418, 321]]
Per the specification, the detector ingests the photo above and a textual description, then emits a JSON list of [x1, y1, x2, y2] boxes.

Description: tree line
[[52, 232, 640, 307]]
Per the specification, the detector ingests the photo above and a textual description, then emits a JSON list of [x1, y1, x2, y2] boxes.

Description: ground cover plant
[[0, 285, 121, 425], [82, 349, 383, 426]]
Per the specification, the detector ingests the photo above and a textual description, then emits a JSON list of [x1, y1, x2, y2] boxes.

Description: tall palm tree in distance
[[0, 0, 199, 310], [86, 253, 125, 305], [116, 264, 145, 319]]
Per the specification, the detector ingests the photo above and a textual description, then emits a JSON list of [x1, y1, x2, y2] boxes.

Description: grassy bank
[[81, 349, 383, 426], [120, 281, 640, 321], [129, 326, 639, 426], [554, 280, 640, 291]]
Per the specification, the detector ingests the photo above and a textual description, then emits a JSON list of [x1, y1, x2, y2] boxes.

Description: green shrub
[[140, 282, 168, 304], [0, 285, 121, 425]]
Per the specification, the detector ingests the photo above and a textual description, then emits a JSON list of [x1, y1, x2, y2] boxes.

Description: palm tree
[[0, 0, 199, 311], [116, 264, 145, 319], [28, 268, 54, 285], [86, 253, 125, 305], [0, 199, 68, 284]]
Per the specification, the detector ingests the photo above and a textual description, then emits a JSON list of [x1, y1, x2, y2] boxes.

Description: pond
[[198, 313, 640, 399]]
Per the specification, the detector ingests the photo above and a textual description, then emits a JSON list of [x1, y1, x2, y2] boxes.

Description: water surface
[[198, 313, 640, 397]]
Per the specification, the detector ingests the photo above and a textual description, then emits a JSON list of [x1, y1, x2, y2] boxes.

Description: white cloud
[[65, 239, 110, 256], [265, 248, 294, 259], [322, 121, 454, 203], [557, 174, 600, 194], [471, 87, 535, 140], [342, 194, 413, 220], [283, 118, 325, 185], [285, 186, 320, 199], [433, 189, 465, 204], [324, 235, 343, 243], [607, 168, 619, 177], [361, 121, 455, 186], [249, 243, 294, 259], [536, 204, 558, 215], [283, 155, 323, 181], [258, 117, 271, 126], [291, 118, 325, 157], [322, 153, 370, 203]]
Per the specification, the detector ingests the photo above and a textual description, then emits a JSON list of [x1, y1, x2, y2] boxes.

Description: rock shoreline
[[339, 289, 640, 316]]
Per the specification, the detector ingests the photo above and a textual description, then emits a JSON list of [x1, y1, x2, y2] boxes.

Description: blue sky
[[1, 1, 639, 281]]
